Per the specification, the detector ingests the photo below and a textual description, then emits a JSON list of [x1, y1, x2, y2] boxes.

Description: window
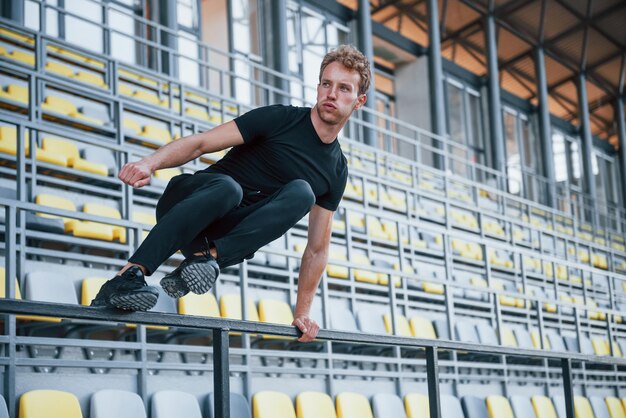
[[229, 0, 263, 104]]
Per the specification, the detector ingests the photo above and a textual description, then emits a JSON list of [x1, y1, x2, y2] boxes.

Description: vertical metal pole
[[427, 0, 446, 169], [4, 206, 16, 418], [535, 47, 556, 207], [616, 96, 626, 209], [485, 12, 505, 173], [577, 72, 598, 224], [426, 347, 442, 418], [357, 0, 376, 146], [561, 358, 575, 418], [271, 0, 290, 104], [214, 328, 231, 418]]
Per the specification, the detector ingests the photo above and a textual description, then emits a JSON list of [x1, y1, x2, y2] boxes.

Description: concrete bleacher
[[1, 18, 625, 418]]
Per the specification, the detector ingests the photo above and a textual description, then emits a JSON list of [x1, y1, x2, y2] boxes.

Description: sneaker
[[90, 265, 159, 311], [160, 253, 220, 298]]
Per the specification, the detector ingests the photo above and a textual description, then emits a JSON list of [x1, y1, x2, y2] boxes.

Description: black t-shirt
[[205, 105, 348, 211]]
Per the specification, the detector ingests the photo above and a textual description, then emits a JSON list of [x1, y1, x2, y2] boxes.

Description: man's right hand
[[118, 160, 153, 188]]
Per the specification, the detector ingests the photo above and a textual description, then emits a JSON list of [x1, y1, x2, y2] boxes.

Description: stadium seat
[[327, 249, 349, 279], [441, 394, 466, 418], [140, 124, 172, 145], [296, 391, 337, 418], [575, 396, 596, 418], [476, 323, 499, 345], [25, 270, 78, 318], [409, 316, 437, 339], [547, 331, 567, 352], [7, 49, 35, 66], [41, 137, 108, 175], [336, 392, 374, 418], [455, 321, 480, 343], [253, 391, 296, 418], [371, 393, 407, 418], [0, 395, 7, 418], [90, 390, 147, 418], [352, 253, 380, 284], [434, 319, 451, 340], [404, 393, 428, 418], [0, 27, 34, 43], [605, 397, 626, 418], [64, 202, 126, 243], [0, 83, 29, 106], [0, 125, 30, 156], [179, 292, 220, 317], [501, 327, 518, 347], [531, 330, 551, 350], [219, 294, 260, 321], [486, 395, 515, 418], [462, 395, 489, 418], [590, 396, 611, 418], [510, 395, 535, 418], [531, 395, 558, 418], [151, 391, 202, 418], [257, 298, 294, 341], [45, 60, 74, 77], [207, 392, 252, 418], [73, 71, 107, 88], [383, 312, 412, 336], [513, 328, 534, 349], [19, 389, 83, 418], [42, 95, 103, 125], [328, 304, 358, 332], [357, 309, 387, 335]]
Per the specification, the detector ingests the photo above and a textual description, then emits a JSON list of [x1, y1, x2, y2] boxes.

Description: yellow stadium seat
[[122, 118, 142, 135], [0, 28, 34, 44], [35, 193, 78, 225], [0, 126, 30, 156], [253, 391, 296, 418], [119, 83, 135, 96], [501, 327, 517, 347], [531, 330, 550, 350], [404, 393, 428, 418], [8, 49, 35, 66], [179, 292, 220, 317], [531, 396, 558, 418], [296, 391, 337, 418], [574, 396, 594, 418], [219, 294, 259, 322], [154, 167, 181, 182], [383, 313, 412, 336], [327, 250, 349, 279], [352, 253, 379, 284], [258, 298, 293, 339], [0, 84, 29, 105], [140, 124, 172, 145], [42, 95, 104, 125], [0, 268, 22, 299], [45, 61, 74, 77], [185, 106, 210, 121], [133, 89, 161, 106], [605, 397, 626, 418], [487, 395, 515, 418], [19, 389, 83, 418], [409, 316, 437, 339], [73, 71, 107, 88], [65, 203, 125, 243], [185, 90, 208, 104], [336, 392, 374, 418], [42, 137, 108, 176], [132, 211, 156, 226], [80, 277, 107, 305], [119, 68, 142, 82], [491, 280, 518, 307]]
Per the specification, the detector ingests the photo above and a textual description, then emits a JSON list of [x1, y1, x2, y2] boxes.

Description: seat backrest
[[220, 294, 260, 322], [574, 396, 596, 418], [440, 394, 465, 418], [579, 336, 595, 355], [434, 319, 450, 340], [36, 193, 77, 214], [455, 321, 479, 343], [547, 331, 567, 352], [81, 277, 108, 305], [605, 397, 626, 418], [42, 137, 79, 159], [148, 286, 177, 314], [83, 203, 121, 219], [513, 328, 534, 349], [151, 391, 202, 418], [328, 304, 358, 332], [90, 390, 146, 418], [552, 396, 567, 418], [356, 309, 387, 334], [475, 323, 498, 345], [19, 389, 83, 418], [404, 393, 428, 418], [179, 292, 220, 317], [336, 392, 373, 418], [206, 392, 251, 418], [296, 391, 337, 418], [563, 336, 580, 352], [258, 299, 294, 325], [409, 316, 437, 339], [83, 147, 116, 172], [486, 395, 514, 418], [462, 395, 489, 418], [383, 313, 411, 336], [0, 394, 8, 418], [590, 396, 611, 418], [371, 393, 406, 418], [25, 271, 78, 304], [0, 267, 22, 298], [253, 391, 296, 418], [509, 395, 536, 418], [531, 395, 558, 418]]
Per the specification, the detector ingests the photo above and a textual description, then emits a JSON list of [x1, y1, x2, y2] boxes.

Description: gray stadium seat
[[151, 391, 202, 418], [476, 323, 498, 345], [546, 331, 567, 352], [441, 394, 465, 418], [265, 238, 288, 269], [563, 336, 579, 352], [551, 395, 566, 418], [509, 395, 535, 418], [357, 309, 387, 335], [146, 279, 177, 314], [589, 396, 611, 418], [462, 395, 489, 418], [372, 393, 407, 418], [26, 211, 66, 234], [91, 390, 147, 418], [455, 321, 479, 343], [206, 392, 251, 418], [578, 336, 595, 355], [83, 147, 117, 176], [564, 335, 595, 355], [0, 395, 7, 418], [25, 271, 79, 304], [329, 304, 358, 332], [513, 328, 534, 349], [434, 319, 451, 340]]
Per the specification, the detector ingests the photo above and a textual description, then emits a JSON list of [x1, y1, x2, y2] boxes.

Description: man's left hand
[[292, 316, 320, 343]]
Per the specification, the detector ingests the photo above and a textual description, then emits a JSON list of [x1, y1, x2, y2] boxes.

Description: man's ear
[[355, 94, 367, 110]]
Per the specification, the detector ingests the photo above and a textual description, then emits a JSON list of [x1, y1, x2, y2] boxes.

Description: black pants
[[129, 172, 315, 274]]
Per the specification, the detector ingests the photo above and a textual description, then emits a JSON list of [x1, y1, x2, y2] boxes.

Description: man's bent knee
[[214, 175, 244, 208], [282, 179, 315, 214]]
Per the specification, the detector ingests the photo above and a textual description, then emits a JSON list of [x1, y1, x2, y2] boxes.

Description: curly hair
[[319, 45, 371, 95]]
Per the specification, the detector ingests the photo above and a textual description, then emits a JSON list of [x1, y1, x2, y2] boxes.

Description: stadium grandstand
[[1, 0, 626, 417]]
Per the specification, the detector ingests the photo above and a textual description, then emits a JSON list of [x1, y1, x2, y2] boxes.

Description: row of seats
[[8, 389, 626, 418]]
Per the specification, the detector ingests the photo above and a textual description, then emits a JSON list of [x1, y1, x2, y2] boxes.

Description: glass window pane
[[553, 132, 567, 183], [446, 82, 464, 144], [65, 0, 103, 53]]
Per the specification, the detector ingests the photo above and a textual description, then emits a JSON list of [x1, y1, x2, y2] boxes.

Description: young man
[[91, 45, 370, 342]]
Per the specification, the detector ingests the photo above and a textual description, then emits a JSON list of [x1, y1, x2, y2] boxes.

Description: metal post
[[577, 72, 598, 224], [485, 13, 506, 173], [214, 328, 231, 418], [427, 0, 446, 169], [271, 0, 290, 104], [616, 96, 626, 210], [561, 358, 575, 418], [357, 0, 376, 146], [426, 347, 442, 418], [535, 47, 557, 207]]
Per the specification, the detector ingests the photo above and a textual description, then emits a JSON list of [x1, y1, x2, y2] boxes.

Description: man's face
[[315, 61, 366, 126]]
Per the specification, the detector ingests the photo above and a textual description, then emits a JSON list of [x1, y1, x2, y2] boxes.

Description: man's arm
[[118, 120, 244, 188], [292, 204, 334, 342]]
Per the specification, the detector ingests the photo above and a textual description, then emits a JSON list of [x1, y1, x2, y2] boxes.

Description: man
[[91, 44, 370, 343]]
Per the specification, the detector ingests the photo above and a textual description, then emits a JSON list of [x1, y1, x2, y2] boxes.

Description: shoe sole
[[109, 288, 159, 311], [180, 262, 219, 295], [160, 274, 189, 299]]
